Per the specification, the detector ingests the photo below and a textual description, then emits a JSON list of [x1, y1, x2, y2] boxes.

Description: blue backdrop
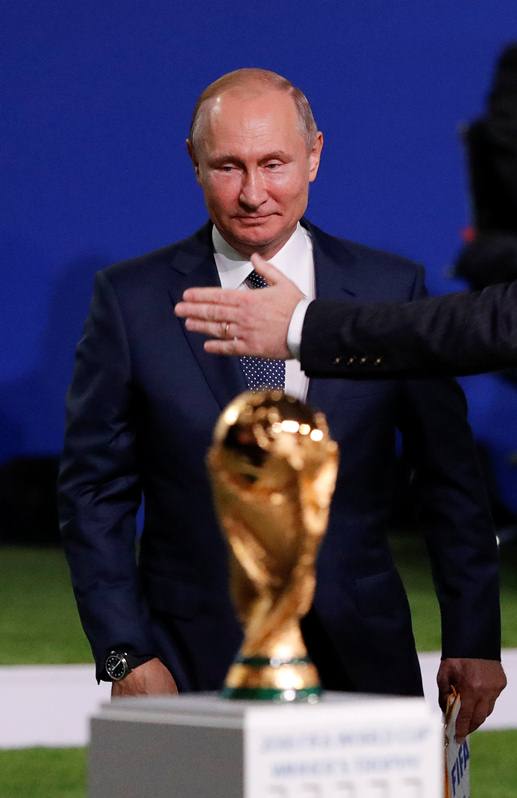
[[2, 1, 516, 510]]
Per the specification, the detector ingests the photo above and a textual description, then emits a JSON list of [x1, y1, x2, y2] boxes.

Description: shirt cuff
[[287, 298, 312, 360]]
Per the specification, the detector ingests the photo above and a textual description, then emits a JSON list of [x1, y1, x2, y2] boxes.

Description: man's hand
[[111, 657, 178, 699], [174, 253, 304, 359], [437, 657, 506, 740]]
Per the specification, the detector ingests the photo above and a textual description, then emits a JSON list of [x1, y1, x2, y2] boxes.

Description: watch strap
[[122, 651, 154, 670], [103, 649, 154, 681]]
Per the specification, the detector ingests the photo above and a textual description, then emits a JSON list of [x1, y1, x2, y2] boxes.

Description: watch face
[[105, 653, 128, 681]]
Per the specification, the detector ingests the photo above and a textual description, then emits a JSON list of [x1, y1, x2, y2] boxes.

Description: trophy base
[[222, 655, 321, 702], [90, 692, 443, 797], [221, 685, 321, 702]]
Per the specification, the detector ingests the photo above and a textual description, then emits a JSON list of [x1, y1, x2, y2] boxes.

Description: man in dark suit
[[59, 68, 505, 738], [175, 264, 517, 376]]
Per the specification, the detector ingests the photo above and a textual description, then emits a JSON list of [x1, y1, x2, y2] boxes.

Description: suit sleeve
[[58, 271, 156, 678], [300, 280, 517, 377], [397, 269, 501, 661]]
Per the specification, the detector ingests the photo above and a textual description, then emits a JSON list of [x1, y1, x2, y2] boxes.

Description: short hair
[[189, 68, 318, 151]]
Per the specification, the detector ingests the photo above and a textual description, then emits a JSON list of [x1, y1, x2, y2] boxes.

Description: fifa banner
[[444, 690, 470, 798]]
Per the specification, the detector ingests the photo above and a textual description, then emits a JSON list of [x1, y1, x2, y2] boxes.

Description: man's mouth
[[234, 214, 274, 223]]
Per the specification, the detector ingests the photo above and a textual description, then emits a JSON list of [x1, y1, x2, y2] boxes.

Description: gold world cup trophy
[[207, 390, 339, 702]]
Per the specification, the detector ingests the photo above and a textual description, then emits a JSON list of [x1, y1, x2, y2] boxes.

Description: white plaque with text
[[245, 695, 442, 797]]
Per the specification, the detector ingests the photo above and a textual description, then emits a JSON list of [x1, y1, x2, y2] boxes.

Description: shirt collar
[[212, 223, 310, 291]]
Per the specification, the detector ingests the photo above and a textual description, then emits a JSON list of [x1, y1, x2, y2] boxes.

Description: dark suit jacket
[[301, 281, 517, 378], [58, 220, 501, 695]]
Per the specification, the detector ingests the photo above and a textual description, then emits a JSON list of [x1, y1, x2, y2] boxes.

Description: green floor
[[0, 748, 87, 798], [0, 546, 91, 665]]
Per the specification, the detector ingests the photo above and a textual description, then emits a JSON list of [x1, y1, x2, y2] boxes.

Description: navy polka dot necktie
[[240, 270, 286, 391]]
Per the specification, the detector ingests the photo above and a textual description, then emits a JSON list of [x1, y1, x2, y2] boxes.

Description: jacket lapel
[[168, 223, 247, 411]]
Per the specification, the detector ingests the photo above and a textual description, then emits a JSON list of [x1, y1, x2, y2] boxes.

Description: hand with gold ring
[[175, 253, 302, 359]]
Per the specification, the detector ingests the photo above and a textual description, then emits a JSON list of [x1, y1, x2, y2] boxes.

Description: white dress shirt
[[212, 223, 314, 401]]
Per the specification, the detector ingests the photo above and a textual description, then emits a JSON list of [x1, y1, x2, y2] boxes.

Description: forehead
[[200, 88, 304, 155]]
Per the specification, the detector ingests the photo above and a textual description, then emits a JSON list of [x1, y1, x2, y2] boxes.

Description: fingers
[[179, 287, 243, 305], [250, 253, 287, 285], [204, 338, 248, 356], [471, 699, 495, 735], [180, 315, 256, 355], [456, 695, 495, 739], [175, 300, 237, 323], [454, 694, 475, 741], [180, 316, 250, 355], [437, 671, 451, 713], [184, 317, 234, 337]]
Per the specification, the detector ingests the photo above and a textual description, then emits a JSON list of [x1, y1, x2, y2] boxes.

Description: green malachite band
[[235, 655, 312, 667], [221, 686, 322, 701]]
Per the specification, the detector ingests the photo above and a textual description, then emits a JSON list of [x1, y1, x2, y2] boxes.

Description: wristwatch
[[104, 650, 152, 681]]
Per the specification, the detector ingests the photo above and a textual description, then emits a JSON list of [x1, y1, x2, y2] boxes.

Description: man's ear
[[308, 132, 324, 183], [186, 139, 201, 181]]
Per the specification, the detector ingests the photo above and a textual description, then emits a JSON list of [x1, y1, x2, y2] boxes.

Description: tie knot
[[246, 270, 269, 290]]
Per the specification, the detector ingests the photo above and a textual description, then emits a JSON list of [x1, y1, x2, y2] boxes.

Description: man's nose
[[239, 169, 268, 209]]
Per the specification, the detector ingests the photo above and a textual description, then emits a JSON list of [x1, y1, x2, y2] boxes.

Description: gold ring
[[223, 321, 230, 338]]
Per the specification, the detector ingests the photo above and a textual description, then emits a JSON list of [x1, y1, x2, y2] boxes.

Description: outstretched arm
[[300, 280, 517, 377], [176, 256, 517, 376]]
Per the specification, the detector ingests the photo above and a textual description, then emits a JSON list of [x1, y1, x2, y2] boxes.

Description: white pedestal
[[89, 693, 442, 798]]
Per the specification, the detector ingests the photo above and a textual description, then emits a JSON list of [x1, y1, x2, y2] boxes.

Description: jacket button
[[359, 357, 367, 365], [346, 356, 357, 366], [374, 357, 382, 366], [333, 356, 342, 365]]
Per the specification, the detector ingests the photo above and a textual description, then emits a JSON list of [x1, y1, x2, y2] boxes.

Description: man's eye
[[265, 162, 282, 170], [219, 165, 236, 173]]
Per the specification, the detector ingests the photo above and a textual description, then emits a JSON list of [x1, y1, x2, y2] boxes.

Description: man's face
[[188, 88, 323, 259]]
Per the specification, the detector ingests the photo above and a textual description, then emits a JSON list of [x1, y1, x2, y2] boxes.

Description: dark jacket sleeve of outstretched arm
[[300, 280, 517, 377]]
